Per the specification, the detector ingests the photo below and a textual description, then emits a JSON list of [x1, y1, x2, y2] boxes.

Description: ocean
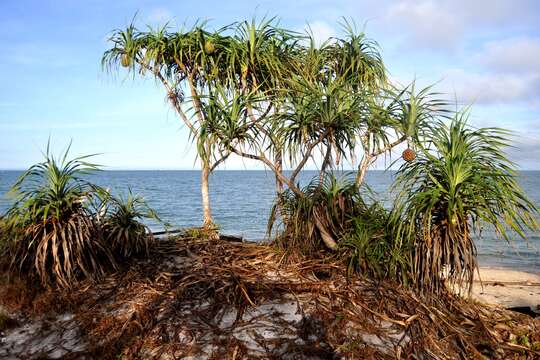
[[1, 170, 539, 272]]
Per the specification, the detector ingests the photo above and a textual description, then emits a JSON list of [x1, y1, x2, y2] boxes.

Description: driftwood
[[152, 228, 243, 243]]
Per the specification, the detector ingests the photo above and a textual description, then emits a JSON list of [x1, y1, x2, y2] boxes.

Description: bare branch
[[370, 135, 407, 157], [290, 128, 331, 183], [141, 62, 198, 135]]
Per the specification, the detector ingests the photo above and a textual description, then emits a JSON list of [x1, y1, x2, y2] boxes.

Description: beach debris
[[1, 237, 539, 359]]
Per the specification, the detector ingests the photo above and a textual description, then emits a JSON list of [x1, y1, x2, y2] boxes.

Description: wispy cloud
[[303, 21, 336, 46], [507, 130, 540, 168], [383, 0, 540, 51], [474, 37, 540, 74], [386, 1, 462, 50], [146, 7, 174, 24], [434, 36, 540, 106], [440, 69, 540, 105]]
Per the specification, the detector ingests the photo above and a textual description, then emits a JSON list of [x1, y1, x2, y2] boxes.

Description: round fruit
[[121, 53, 131, 67], [204, 41, 216, 55], [402, 148, 416, 162]]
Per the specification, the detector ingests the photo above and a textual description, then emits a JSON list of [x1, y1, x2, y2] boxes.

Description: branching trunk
[[319, 142, 333, 182], [355, 135, 407, 186], [355, 152, 372, 186]]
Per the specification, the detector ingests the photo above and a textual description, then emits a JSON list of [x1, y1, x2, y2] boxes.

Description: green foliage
[[392, 112, 539, 293], [341, 202, 411, 283], [269, 173, 362, 256], [2, 144, 161, 288], [101, 16, 537, 298], [3, 143, 116, 288], [270, 173, 410, 282], [182, 224, 220, 240], [102, 17, 420, 190], [100, 190, 158, 258]]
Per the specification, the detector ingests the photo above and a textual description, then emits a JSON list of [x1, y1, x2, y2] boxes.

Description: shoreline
[[471, 267, 540, 311]]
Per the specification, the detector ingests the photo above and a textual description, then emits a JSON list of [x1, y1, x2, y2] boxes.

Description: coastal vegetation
[[392, 113, 538, 294], [0, 16, 539, 359], [101, 18, 443, 231], [101, 16, 537, 293], [0, 144, 159, 288]]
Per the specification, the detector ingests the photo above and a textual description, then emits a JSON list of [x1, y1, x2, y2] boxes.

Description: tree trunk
[[319, 143, 333, 183], [355, 152, 372, 186], [274, 152, 283, 195], [201, 156, 213, 228]]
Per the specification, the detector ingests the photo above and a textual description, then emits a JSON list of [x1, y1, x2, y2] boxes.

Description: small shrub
[[392, 112, 539, 294], [269, 173, 365, 257], [341, 202, 411, 283], [101, 189, 158, 258], [270, 173, 410, 282], [2, 144, 162, 288], [3, 144, 117, 288], [183, 224, 220, 240]]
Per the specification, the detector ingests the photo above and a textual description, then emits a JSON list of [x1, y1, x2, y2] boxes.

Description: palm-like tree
[[103, 18, 295, 228], [101, 189, 159, 258], [103, 17, 446, 243], [392, 112, 538, 293], [3, 143, 163, 288], [104, 22, 212, 227]]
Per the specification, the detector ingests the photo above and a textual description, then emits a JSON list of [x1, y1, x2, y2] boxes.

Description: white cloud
[[387, 1, 462, 49], [303, 21, 336, 46], [433, 36, 540, 106], [147, 8, 174, 24], [383, 0, 540, 51], [440, 68, 540, 105], [506, 131, 540, 169], [474, 37, 540, 74]]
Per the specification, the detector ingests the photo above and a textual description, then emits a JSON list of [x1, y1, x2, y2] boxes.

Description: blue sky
[[1, 0, 539, 170]]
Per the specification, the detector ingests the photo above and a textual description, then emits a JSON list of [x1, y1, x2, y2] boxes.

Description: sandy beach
[[471, 267, 540, 312]]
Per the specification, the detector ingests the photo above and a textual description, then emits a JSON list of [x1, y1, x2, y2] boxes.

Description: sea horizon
[[1, 169, 539, 273]]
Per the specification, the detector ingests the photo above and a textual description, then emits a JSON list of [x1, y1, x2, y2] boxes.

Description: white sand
[[470, 267, 540, 311]]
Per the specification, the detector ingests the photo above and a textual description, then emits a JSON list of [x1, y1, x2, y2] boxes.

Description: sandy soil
[[470, 268, 540, 312]]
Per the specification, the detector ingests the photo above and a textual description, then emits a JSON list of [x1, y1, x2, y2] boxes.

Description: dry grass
[[1, 237, 539, 359]]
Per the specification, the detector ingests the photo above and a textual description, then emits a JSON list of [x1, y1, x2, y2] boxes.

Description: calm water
[[0, 170, 539, 271]]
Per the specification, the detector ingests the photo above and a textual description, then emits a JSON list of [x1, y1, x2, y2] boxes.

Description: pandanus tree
[[103, 17, 445, 240], [200, 22, 386, 196], [197, 22, 448, 252], [103, 21, 230, 228], [392, 113, 538, 293], [203, 21, 446, 196], [2, 143, 160, 288], [103, 18, 297, 228]]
